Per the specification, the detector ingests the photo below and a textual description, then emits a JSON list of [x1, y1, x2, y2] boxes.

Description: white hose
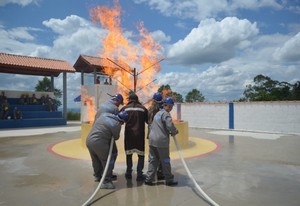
[[82, 137, 115, 206], [172, 135, 219, 206]]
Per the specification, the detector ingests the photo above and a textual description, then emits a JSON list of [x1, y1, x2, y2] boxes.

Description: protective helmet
[[153, 92, 163, 103], [117, 111, 129, 122], [112, 93, 124, 104], [163, 96, 175, 105]]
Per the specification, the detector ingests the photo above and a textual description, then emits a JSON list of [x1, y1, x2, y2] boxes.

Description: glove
[[171, 129, 179, 136]]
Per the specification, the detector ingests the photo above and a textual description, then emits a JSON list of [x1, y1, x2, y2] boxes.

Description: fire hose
[[82, 137, 114, 206], [172, 135, 219, 206]]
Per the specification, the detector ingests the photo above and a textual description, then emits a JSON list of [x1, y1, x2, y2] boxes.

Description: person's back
[[94, 94, 124, 120], [92, 93, 124, 181], [87, 113, 122, 144], [123, 95, 148, 138], [121, 93, 148, 181], [148, 102, 161, 124], [86, 111, 128, 189], [149, 100, 177, 148], [145, 97, 178, 186], [148, 92, 163, 124], [147, 92, 164, 179], [95, 100, 119, 120]]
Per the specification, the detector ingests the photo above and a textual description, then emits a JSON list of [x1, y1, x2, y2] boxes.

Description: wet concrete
[[0, 125, 300, 206]]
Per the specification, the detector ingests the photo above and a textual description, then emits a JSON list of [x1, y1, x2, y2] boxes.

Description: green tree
[[290, 81, 300, 100], [158, 84, 172, 97], [35, 77, 62, 107], [242, 74, 293, 101], [172, 92, 184, 103], [185, 89, 205, 102], [158, 85, 183, 102]]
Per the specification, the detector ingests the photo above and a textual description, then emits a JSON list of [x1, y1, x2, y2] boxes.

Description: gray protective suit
[[86, 113, 122, 182], [147, 108, 178, 182]]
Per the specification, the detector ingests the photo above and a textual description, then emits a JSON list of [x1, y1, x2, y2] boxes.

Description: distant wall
[[171, 101, 300, 134]]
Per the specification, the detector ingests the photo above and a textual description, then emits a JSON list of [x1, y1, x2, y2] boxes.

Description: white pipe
[[172, 135, 219, 206], [82, 137, 115, 206]]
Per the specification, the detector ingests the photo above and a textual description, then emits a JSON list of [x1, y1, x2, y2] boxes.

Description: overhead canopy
[[0, 52, 75, 77], [73, 54, 131, 74]]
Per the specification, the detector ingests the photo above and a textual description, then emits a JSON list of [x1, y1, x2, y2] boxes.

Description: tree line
[[36, 74, 300, 108], [159, 74, 300, 102]]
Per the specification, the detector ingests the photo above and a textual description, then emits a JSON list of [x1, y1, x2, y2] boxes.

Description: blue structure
[[0, 53, 76, 129], [0, 98, 66, 129], [229, 102, 234, 129]]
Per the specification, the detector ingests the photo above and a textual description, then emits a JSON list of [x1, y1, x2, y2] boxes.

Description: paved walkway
[[0, 123, 300, 206]]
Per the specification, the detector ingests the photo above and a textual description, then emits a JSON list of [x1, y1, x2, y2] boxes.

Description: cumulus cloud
[[158, 58, 300, 101], [0, 25, 41, 54], [158, 30, 300, 101], [133, 0, 283, 20], [150, 30, 171, 43], [43, 15, 91, 35], [157, 67, 245, 102], [167, 17, 258, 65], [273, 32, 300, 62], [36, 15, 106, 63], [1, 15, 108, 64]]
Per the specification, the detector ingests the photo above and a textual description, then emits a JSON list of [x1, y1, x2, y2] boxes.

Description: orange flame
[[90, 0, 163, 104], [81, 87, 96, 124]]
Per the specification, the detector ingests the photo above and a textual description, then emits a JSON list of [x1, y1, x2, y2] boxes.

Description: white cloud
[[36, 15, 106, 63], [273, 32, 300, 62], [133, 0, 283, 20], [0, 25, 40, 54], [43, 15, 91, 35], [167, 17, 258, 65], [151, 30, 171, 43], [230, 0, 282, 10], [159, 30, 300, 102], [158, 58, 300, 102], [0, 0, 40, 7]]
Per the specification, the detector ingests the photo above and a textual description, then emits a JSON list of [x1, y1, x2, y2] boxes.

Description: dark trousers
[[126, 154, 145, 176]]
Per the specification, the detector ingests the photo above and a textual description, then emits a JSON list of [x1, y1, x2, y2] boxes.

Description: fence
[[171, 101, 300, 134]]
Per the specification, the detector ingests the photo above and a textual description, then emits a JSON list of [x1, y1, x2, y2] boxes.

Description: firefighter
[[145, 97, 179, 186], [86, 111, 129, 189], [120, 93, 148, 181], [147, 92, 165, 180], [93, 93, 124, 181]]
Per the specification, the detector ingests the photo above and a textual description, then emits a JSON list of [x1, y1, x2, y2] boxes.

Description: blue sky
[[0, 0, 300, 108]]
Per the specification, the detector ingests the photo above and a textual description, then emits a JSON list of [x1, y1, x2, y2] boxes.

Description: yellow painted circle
[[49, 137, 220, 161]]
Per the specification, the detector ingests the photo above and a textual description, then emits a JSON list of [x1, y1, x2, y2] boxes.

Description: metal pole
[[133, 68, 137, 92]]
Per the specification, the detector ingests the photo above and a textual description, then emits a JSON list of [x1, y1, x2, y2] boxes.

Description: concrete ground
[[0, 122, 300, 206]]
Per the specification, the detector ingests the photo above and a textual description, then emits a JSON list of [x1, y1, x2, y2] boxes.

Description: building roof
[[73, 54, 131, 74], [0, 53, 75, 77]]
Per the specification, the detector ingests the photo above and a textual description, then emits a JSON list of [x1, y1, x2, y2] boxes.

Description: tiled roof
[[0, 53, 75, 77], [73, 54, 131, 73]]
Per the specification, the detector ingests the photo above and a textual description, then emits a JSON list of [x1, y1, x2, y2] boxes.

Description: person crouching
[[86, 111, 128, 189]]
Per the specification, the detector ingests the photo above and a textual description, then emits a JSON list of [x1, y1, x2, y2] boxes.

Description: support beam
[[63, 72, 67, 119]]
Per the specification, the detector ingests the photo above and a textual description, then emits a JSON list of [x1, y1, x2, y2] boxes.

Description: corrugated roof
[[73, 54, 131, 74], [0, 53, 75, 77]]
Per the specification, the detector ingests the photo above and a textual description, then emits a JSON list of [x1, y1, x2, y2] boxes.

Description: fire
[[81, 87, 96, 124], [90, 0, 163, 103]]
